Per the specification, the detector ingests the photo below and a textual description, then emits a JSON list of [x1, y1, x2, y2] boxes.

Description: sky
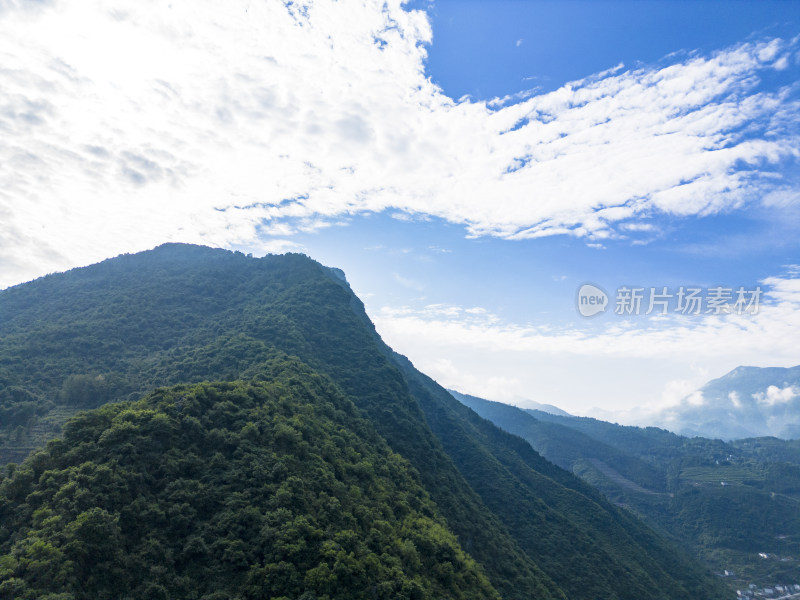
[[2, 0, 800, 422]]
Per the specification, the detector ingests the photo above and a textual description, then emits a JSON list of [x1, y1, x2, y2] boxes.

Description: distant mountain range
[[452, 389, 800, 590], [651, 366, 800, 440], [487, 365, 800, 441], [508, 397, 572, 418]]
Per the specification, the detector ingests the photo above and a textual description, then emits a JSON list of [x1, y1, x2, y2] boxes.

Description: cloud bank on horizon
[[373, 271, 800, 406], [2, 0, 800, 288]]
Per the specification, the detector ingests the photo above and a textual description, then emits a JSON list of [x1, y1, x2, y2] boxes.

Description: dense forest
[[0, 360, 497, 600], [453, 391, 800, 588], [0, 244, 731, 598]]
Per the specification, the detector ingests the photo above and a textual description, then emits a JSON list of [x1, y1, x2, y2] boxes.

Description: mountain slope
[[451, 392, 669, 496], [456, 391, 800, 588], [0, 244, 730, 599], [0, 244, 558, 600], [402, 368, 722, 599], [0, 360, 498, 600]]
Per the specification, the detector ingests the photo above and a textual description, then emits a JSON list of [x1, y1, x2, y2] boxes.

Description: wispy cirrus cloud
[[1, 0, 799, 287]]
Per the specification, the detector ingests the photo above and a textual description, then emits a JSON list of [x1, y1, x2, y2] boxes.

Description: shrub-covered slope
[[0, 360, 498, 600]]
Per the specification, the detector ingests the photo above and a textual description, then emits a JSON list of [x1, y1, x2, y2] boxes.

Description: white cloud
[[1, 1, 799, 287], [753, 384, 798, 406], [375, 276, 800, 360], [258, 239, 307, 255], [426, 358, 521, 401], [686, 391, 706, 407], [660, 375, 709, 409], [371, 274, 800, 414]]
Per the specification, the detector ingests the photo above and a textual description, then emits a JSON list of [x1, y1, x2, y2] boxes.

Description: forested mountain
[[651, 365, 800, 440], [0, 244, 730, 598], [0, 363, 497, 600], [452, 391, 800, 589]]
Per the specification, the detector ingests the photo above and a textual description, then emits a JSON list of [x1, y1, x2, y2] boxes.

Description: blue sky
[[2, 0, 800, 421], [420, 1, 800, 99]]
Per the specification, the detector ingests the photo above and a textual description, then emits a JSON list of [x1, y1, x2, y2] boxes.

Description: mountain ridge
[[0, 243, 729, 599]]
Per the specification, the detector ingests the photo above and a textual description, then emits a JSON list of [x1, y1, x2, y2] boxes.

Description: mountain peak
[[652, 365, 800, 440]]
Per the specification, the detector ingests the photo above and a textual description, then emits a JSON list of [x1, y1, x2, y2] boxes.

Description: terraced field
[[680, 465, 761, 485]]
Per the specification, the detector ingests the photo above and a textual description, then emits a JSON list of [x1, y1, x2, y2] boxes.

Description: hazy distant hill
[[524, 401, 572, 417], [454, 390, 800, 589], [0, 244, 728, 599], [449, 391, 571, 418], [653, 366, 800, 440]]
